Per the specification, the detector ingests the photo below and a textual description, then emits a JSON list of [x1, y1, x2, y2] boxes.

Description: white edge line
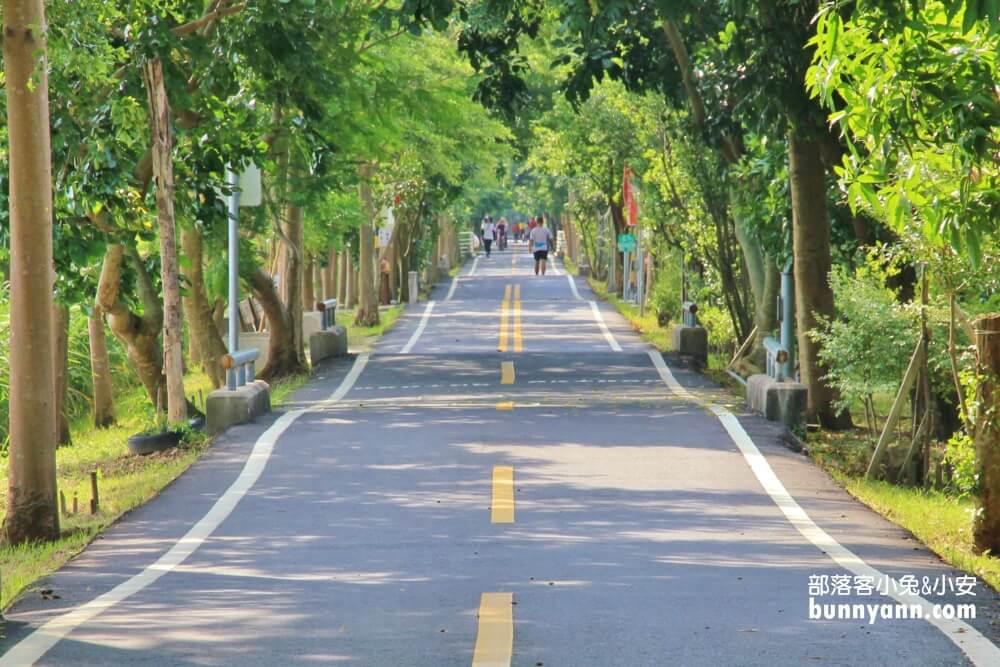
[[1, 353, 371, 667], [444, 274, 460, 302], [589, 300, 622, 352], [646, 349, 1000, 667], [400, 300, 435, 354], [567, 274, 582, 301], [467, 255, 481, 277]]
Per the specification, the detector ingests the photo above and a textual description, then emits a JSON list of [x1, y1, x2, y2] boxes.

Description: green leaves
[[810, 2, 1000, 267]]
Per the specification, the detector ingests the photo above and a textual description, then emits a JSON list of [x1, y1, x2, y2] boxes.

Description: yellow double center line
[[497, 284, 522, 352]]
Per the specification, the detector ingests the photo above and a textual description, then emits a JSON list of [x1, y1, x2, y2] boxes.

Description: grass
[[586, 276, 674, 352], [845, 477, 999, 592], [0, 372, 214, 610], [338, 304, 404, 352], [0, 310, 402, 612], [807, 427, 1000, 593]]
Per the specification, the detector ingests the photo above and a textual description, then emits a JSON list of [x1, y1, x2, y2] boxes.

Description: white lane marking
[[567, 274, 583, 301], [2, 354, 371, 667], [646, 350, 1000, 667], [468, 255, 481, 277], [445, 275, 460, 302], [549, 259, 563, 276], [400, 300, 436, 354], [589, 301, 622, 352]]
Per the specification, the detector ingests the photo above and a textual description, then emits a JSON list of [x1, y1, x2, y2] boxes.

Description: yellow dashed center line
[[498, 284, 511, 352], [513, 285, 523, 353], [471, 592, 514, 667], [495, 401, 514, 411], [491, 465, 515, 523], [500, 361, 515, 385]]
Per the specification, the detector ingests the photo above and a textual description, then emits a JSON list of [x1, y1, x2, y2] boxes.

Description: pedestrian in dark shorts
[[528, 214, 553, 276]]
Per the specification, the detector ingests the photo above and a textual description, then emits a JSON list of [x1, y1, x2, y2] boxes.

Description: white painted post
[[408, 271, 419, 305]]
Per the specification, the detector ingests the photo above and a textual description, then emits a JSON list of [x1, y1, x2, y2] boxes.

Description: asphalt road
[[2, 244, 999, 666]]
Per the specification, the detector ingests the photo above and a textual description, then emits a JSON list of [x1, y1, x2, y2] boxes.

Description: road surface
[[2, 246, 999, 666]]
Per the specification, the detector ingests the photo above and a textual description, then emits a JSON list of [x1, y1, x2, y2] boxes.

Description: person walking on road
[[528, 214, 553, 276], [481, 215, 496, 258]]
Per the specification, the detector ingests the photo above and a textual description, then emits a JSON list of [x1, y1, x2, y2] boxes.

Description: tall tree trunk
[[88, 310, 116, 427], [303, 252, 316, 312], [735, 220, 778, 369], [281, 201, 306, 364], [52, 304, 72, 446], [973, 314, 1000, 554], [355, 166, 380, 326], [322, 249, 336, 300], [2, 0, 60, 545], [246, 266, 307, 380], [338, 247, 349, 304], [348, 254, 359, 309], [181, 227, 227, 388], [143, 57, 186, 424], [98, 245, 167, 411], [788, 132, 851, 429]]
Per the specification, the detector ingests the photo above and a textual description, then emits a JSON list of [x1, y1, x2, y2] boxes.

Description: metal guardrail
[[764, 336, 790, 381], [682, 301, 699, 327], [221, 348, 259, 391], [458, 231, 473, 260], [316, 298, 337, 330]]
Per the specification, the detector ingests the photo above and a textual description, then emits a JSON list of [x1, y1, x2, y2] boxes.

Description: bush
[[812, 261, 918, 435]]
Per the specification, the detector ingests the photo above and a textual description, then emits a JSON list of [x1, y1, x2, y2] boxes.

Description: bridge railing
[[221, 348, 259, 391], [682, 301, 699, 327], [316, 298, 337, 330]]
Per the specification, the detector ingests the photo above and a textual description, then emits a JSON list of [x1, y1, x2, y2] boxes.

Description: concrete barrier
[[240, 332, 270, 370], [206, 380, 271, 435], [309, 325, 348, 366], [303, 311, 323, 341], [746, 374, 807, 428], [671, 324, 708, 366]]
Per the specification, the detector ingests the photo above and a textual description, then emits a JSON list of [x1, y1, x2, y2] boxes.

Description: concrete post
[[408, 271, 418, 305]]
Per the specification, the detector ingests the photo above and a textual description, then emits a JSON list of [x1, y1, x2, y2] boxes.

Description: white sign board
[[238, 164, 262, 207], [377, 208, 395, 248]]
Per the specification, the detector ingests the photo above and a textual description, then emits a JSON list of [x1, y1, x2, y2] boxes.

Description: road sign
[[618, 233, 636, 252]]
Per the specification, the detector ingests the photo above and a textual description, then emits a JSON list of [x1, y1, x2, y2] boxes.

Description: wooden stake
[[59, 491, 67, 517], [72, 494, 78, 515], [90, 471, 99, 514]]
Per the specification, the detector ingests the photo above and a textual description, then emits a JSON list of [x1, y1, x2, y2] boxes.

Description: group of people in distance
[[479, 213, 554, 276]]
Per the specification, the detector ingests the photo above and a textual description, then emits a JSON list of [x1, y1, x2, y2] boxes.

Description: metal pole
[[780, 261, 795, 381], [637, 227, 645, 315], [227, 167, 241, 391]]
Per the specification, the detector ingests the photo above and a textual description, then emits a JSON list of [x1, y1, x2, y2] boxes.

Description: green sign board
[[618, 233, 636, 252]]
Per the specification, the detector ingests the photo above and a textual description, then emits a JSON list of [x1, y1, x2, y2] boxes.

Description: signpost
[[622, 166, 642, 307], [225, 164, 262, 368]]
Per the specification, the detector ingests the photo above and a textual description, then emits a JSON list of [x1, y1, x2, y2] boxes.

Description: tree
[[809, 0, 1000, 550], [2, 0, 60, 545]]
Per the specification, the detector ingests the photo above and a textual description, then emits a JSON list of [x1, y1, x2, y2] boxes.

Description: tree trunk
[[181, 227, 228, 388], [338, 248, 349, 304], [2, 0, 60, 545], [246, 266, 307, 380], [88, 310, 116, 427], [98, 245, 167, 411], [52, 304, 72, 446], [735, 220, 778, 369], [973, 313, 1000, 554], [788, 132, 851, 429], [355, 167, 380, 326], [280, 201, 306, 364], [322, 249, 337, 300], [348, 254, 359, 309], [303, 252, 316, 312], [143, 58, 186, 424]]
